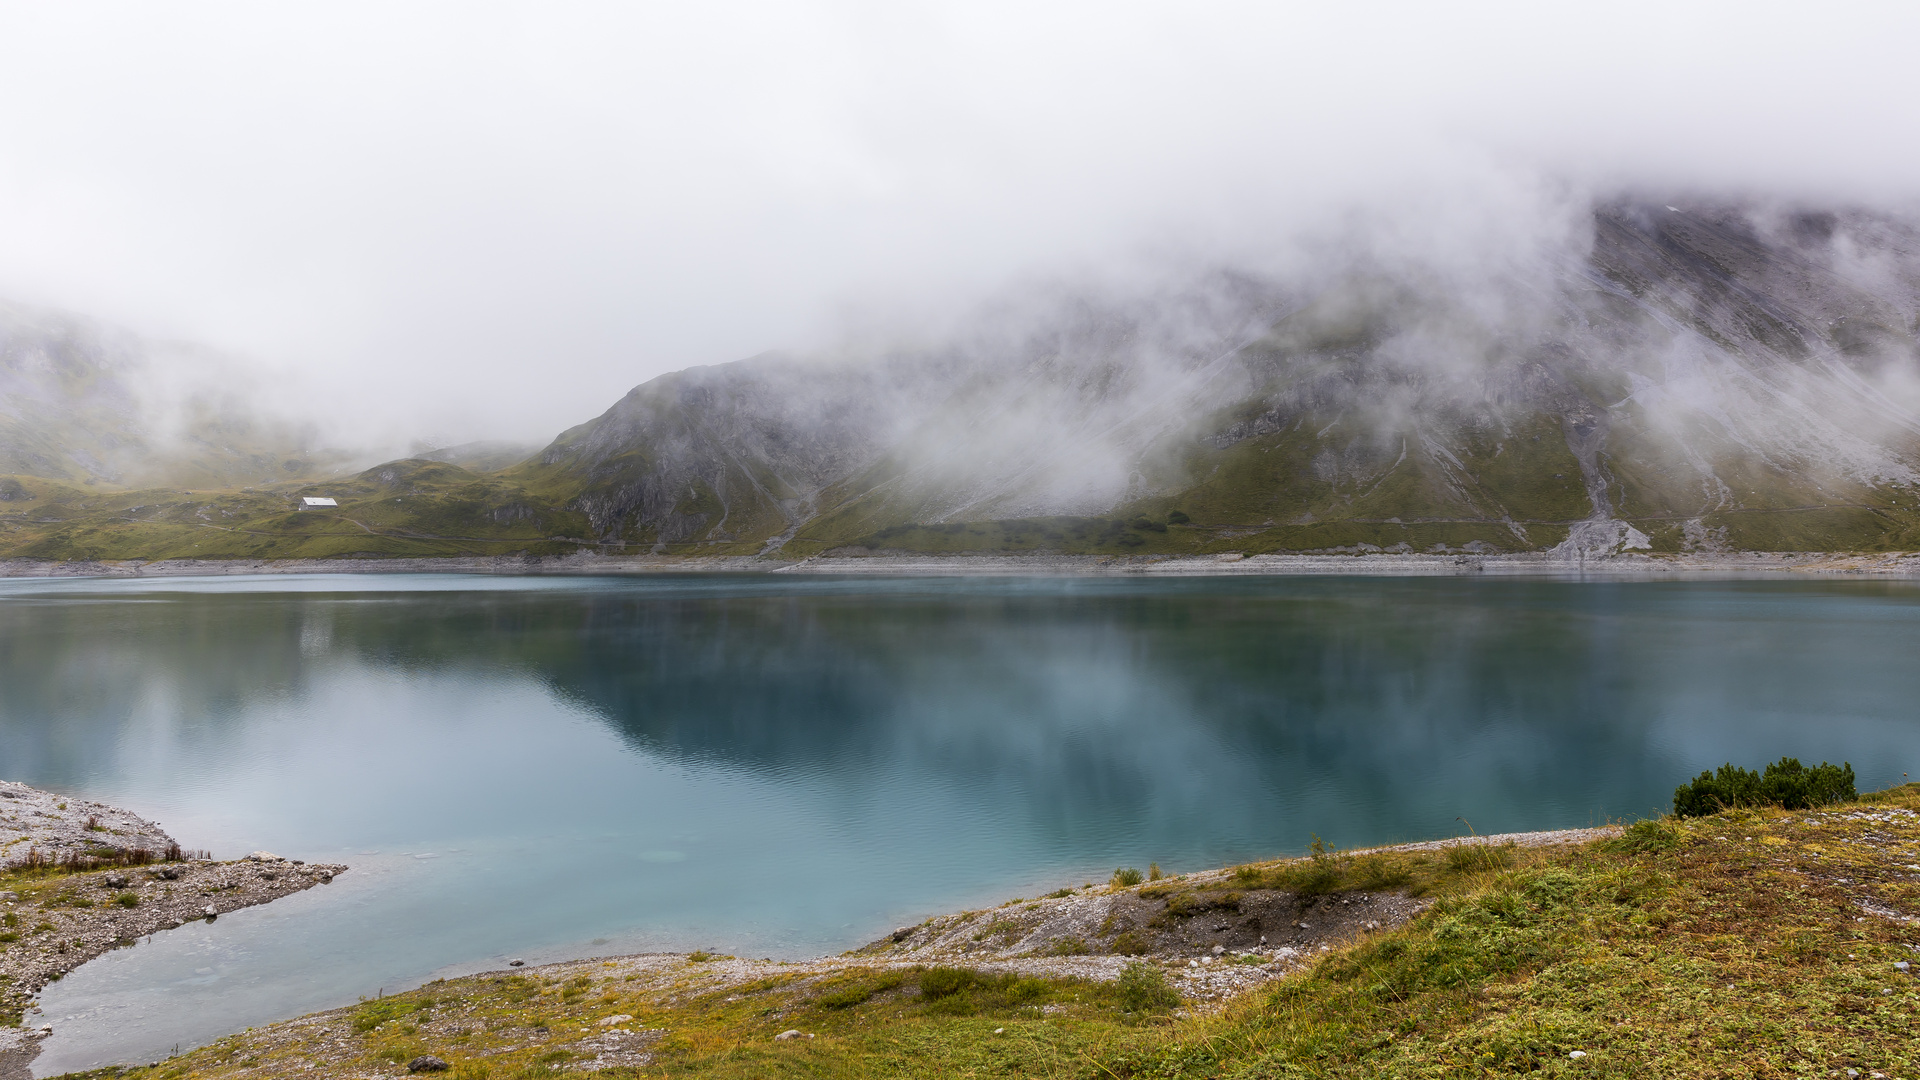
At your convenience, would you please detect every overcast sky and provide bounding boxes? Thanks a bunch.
[2,1,1918,446]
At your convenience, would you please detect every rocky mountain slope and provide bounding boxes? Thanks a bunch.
[504,199,1920,558]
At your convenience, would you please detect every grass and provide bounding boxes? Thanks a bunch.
[47,784,1920,1079]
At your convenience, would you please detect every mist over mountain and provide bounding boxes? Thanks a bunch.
[0,302,354,490]
[5,195,1920,562]
[507,198,1920,558]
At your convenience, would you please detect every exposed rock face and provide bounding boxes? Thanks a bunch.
[513,200,1920,556]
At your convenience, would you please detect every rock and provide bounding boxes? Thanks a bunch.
[100,873,129,888]
[1896,961,1911,971]
[774,1029,807,1041]
[1568,1050,1588,1059]
[1363,920,1382,931]
[260,871,277,880]
[318,872,333,883]
[599,1014,634,1026]
[202,905,217,920]
[245,851,281,862]
[508,958,524,967]
[151,866,180,880]
[406,1055,450,1073]
[1211,945,1226,955]
[891,926,912,942]
[0,891,16,901]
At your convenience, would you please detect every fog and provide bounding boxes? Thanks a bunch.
[2,1,1919,450]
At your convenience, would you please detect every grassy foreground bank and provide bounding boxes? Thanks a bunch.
[56,785,1920,1079]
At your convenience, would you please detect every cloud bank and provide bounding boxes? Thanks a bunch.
[1,1,1918,448]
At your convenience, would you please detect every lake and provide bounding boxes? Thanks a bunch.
[3,572,1916,1072]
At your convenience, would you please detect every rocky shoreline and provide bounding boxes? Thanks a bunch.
[86,823,1625,1077]
[4,549,1920,579]
[0,782,347,1080]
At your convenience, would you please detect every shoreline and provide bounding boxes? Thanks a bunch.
[0,782,347,1080]
[5,549,1920,580]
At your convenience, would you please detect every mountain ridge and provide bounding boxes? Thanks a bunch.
[6,197,1920,562]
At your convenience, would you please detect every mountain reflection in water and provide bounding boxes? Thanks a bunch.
[2,573,1917,1073]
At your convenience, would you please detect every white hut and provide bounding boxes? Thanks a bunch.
[299,497,338,510]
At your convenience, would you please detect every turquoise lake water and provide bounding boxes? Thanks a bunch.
[2,572,1916,1072]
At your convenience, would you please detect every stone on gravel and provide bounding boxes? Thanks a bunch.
[406,1054,450,1072]
[246,851,281,862]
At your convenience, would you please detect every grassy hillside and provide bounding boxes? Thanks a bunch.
[0,460,596,562]
[53,782,1920,1078]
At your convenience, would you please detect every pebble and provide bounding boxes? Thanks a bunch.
[202,905,217,920]
[1569,1049,1588,1059]
[774,1029,812,1041]
[1896,961,1911,971]
[508,959,525,967]
[406,1055,450,1073]
[1211,945,1225,955]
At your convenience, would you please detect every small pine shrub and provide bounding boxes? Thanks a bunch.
[1117,962,1179,1012]
[1673,757,1856,817]
[1112,867,1144,888]
[1167,510,1191,524]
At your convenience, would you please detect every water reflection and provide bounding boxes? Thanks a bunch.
[1,574,1917,1071]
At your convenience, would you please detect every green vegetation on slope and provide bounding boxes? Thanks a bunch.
[0,459,602,562]
[64,783,1920,1078]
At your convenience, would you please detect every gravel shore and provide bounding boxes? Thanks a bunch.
[4,549,1920,579]
[0,782,347,1080]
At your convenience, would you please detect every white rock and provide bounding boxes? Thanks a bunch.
[774,1029,810,1041]
[245,851,281,862]
[1569,1050,1588,1059]
[599,1014,634,1026]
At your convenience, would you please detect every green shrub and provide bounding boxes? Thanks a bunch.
[1117,962,1179,1012]
[1167,510,1191,524]
[1269,837,1346,895]
[113,892,140,908]
[918,967,976,1000]
[1610,818,1682,854]
[1673,757,1856,816]
[817,970,905,1009]
[1112,867,1144,887]
[1444,842,1516,874]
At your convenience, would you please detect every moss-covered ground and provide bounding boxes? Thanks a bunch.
[52,784,1920,1078]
